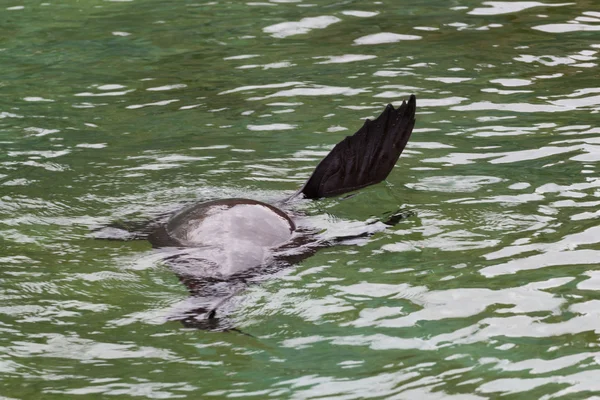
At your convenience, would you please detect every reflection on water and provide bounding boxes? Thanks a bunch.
[1,0,599,398]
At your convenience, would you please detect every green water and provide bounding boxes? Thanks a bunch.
[1,0,600,398]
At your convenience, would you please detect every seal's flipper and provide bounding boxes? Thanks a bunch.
[300,95,416,199]
[381,209,416,226]
[91,210,175,242]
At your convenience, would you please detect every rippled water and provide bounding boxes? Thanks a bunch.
[1,0,599,398]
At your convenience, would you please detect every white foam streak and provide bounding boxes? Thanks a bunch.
[354,32,422,45]
[469,1,573,15]
[263,16,341,38]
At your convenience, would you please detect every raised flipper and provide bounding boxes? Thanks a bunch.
[300,95,416,199]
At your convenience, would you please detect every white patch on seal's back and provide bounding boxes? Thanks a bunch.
[180,204,293,276]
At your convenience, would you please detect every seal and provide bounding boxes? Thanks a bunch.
[97,95,417,329]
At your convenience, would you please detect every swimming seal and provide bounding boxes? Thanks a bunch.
[99,95,417,329]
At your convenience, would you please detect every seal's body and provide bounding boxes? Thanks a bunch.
[98,96,417,328]
[149,199,296,276]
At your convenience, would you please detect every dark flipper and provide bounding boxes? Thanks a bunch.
[300,95,416,199]
[381,209,416,226]
[91,209,176,242]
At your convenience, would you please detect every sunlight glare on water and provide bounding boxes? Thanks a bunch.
[0,0,599,398]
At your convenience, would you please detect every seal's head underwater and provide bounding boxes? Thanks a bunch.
[98,95,417,329]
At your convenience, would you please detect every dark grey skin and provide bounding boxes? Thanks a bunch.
[99,95,417,330]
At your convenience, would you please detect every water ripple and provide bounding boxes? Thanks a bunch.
[469,2,573,16]
[1,0,600,398]
[263,16,341,38]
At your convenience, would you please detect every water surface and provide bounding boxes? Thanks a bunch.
[1,0,600,398]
